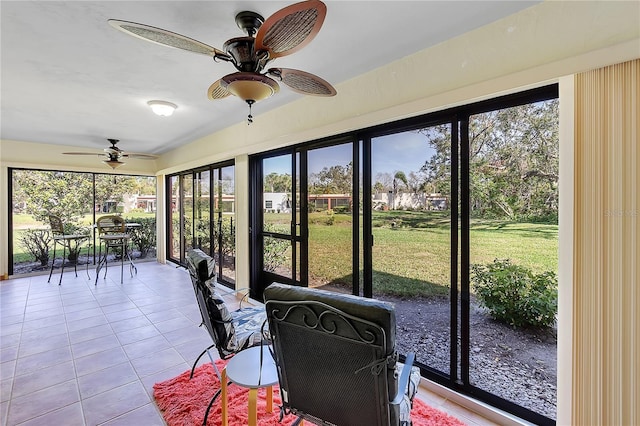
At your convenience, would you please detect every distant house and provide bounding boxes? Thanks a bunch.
[373,192,448,210]
[263,193,291,213]
[308,194,351,212]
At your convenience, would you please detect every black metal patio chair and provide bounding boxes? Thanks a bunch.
[264,282,421,426]
[47,215,90,285]
[186,249,269,426]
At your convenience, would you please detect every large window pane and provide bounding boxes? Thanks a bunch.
[261,155,293,279]
[181,175,194,253]
[468,99,559,419]
[217,165,236,284]
[195,170,211,253]
[11,170,156,275]
[167,162,235,286]
[169,175,180,259]
[307,144,353,291]
[372,127,452,375]
[263,155,292,233]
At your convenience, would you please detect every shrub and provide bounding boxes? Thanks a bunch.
[19,229,51,266]
[62,223,90,263]
[471,259,557,328]
[263,223,289,272]
[325,209,335,226]
[125,217,156,258]
[219,218,236,258]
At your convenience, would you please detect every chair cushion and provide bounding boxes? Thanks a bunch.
[209,290,267,357]
[187,249,216,286]
[396,362,421,425]
[186,248,268,358]
[230,305,268,353]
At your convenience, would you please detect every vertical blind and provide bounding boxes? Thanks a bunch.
[574,58,638,425]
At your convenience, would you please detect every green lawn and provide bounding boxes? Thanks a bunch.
[306,211,558,297]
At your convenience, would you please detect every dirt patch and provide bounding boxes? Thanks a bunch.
[380,294,557,420]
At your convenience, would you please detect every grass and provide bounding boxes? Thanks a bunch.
[305,211,558,298]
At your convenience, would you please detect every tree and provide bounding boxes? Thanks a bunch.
[14,170,93,224]
[309,162,352,194]
[391,171,408,209]
[264,172,291,193]
[94,175,139,213]
[417,99,559,221]
[418,124,452,199]
[373,172,393,192]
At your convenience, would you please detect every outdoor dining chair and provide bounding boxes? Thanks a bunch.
[47,215,90,285]
[95,215,136,284]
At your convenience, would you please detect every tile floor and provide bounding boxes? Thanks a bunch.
[1,261,502,426]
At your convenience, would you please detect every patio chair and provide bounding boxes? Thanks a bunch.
[47,215,90,285]
[185,248,269,426]
[264,282,421,426]
[95,215,135,284]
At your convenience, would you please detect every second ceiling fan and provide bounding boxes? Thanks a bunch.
[109,0,336,123]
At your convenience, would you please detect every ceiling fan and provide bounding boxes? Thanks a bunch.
[108,0,336,123]
[63,139,158,169]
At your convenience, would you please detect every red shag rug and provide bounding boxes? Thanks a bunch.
[154,359,466,426]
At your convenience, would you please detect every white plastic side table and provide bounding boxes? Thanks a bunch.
[221,345,279,426]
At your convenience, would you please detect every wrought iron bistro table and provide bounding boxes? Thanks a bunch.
[221,346,279,426]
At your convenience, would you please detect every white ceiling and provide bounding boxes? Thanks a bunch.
[1,1,538,155]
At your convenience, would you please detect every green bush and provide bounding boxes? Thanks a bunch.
[263,223,289,272]
[125,217,156,258]
[325,209,335,226]
[471,259,557,328]
[19,229,51,266]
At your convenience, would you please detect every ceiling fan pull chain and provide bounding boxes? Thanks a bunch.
[247,100,254,125]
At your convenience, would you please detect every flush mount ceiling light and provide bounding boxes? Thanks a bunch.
[109,0,336,124]
[147,100,177,117]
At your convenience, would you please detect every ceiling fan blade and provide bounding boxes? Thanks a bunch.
[121,153,158,160]
[207,79,231,100]
[268,68,336,96]
[108,19,229,59]
[63,152,105,156]
[255,0,326,59]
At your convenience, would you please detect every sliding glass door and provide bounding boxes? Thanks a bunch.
[370,123,457,379]
[252,152,301,291]
[306,143,355,293]
[249,86,558,425]
[167,161,235,286]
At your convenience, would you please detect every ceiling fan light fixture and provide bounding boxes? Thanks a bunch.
[147,100,177,117]
[103,159,125,169]
[221,72,279,103]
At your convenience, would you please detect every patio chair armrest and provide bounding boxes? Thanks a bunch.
[390,352,416,406]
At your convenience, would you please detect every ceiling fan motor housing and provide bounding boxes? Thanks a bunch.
[223,37,267,73]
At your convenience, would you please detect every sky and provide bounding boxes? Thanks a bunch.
[263,129,437,177]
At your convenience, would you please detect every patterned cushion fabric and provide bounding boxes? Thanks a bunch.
[206,288,268,358]
[229,305,268,354]
[396,362,421,425]
[186,248,268,359]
